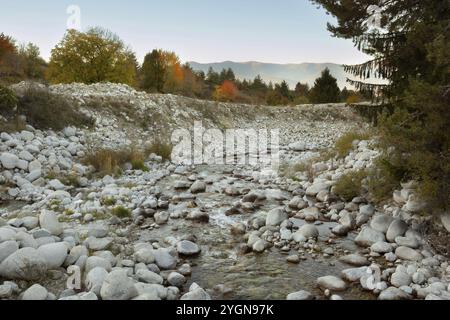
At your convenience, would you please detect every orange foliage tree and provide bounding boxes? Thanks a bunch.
[213,80,239,102]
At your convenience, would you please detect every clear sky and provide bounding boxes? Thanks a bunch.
[0,0,370,65]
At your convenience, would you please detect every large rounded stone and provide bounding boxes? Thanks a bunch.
[395,246,423,261]
[176,240,201,256]
[100,270,138,300]
[39,211,63,236]
[317,276,347,291]
[355,227,386,247]
[0,240,19,263]
[152,248,177,270]
[22,284,48,300]
[85,267,109,296]
[386,219,408,242]
[339,254,369,266]
[297,224,319,239]
[37,242,68,269]
[0,248,48,280]
[286,290,314,300]
[370,214,394,233]
[0,153,19,169]
[265,208,288,226]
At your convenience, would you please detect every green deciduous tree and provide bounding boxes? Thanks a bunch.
[47,28,137,86]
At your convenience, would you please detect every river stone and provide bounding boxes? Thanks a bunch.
[152,248,177,270]
[0,248,48,280]
[100,270,138,300]
[22,284,48,300]
[134,248,155,264]
[0,240,19,263]
[65,245,89,266]
[167,272,186,287]
[85,267,109,296]
[339,254,370,266]
[39,211,63,236]
[302,207,320,222]
[85,256,112,273]
[378,287,412,300]
[297,224,319,239]
[286,255,300,263]
[252,239,267,253]
[265,208,287,226]
[0,153,19,169]
[0,227,16,242]
[391,271,412,287]
[286,290,314,300]
[395,236,420,249]
[341,267,368,282]
[136,269,164,285]
[386,219,408,242]
[180,284,211,300]
[359,204,375,216]
[355,227,386,247]
[440,213,450,233]
[176,240,200,256]
[306,182,329,197]
[0,284,13,299]
[37,242,68,269]
[332,224,350,236]
[317,276,347,291]
[190,181,206,193]
[370,214,394,233]
[371,241,393,254]
[395,246,423,261]
[85,237,112,251]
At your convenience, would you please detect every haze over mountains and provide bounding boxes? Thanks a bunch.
[188,61,352,89]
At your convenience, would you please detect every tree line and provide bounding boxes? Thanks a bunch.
[0,28,366,105]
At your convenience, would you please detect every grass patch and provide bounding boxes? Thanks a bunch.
[334,170,367,201]
[145,140,173,161]
[101,197,117,206]
[111,206,131,218]
[82,147,148,177]
[334,130,372,159]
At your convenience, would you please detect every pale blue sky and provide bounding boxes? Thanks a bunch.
[0,0,370,64]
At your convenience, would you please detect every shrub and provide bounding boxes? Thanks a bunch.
[145,141,173,161]
[0,85,18,113]
[111,206,131,218]
[334,170,367,201]
[334,130,371,159]
[15,86,94,131]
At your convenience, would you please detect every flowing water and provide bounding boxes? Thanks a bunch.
[137,164,375,300]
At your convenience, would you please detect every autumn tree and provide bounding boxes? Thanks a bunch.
[213,80,239,102]
[309,68,341,103]
[47,28,138,86]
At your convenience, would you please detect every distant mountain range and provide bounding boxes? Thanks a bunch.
[188,61,352,89]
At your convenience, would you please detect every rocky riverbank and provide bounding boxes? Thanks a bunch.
[1,82,449,300]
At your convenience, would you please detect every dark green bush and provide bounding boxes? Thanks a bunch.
[17,86,94,131]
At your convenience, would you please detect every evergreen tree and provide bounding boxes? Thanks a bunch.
[311,0,450,209]
[309,68,341,103]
